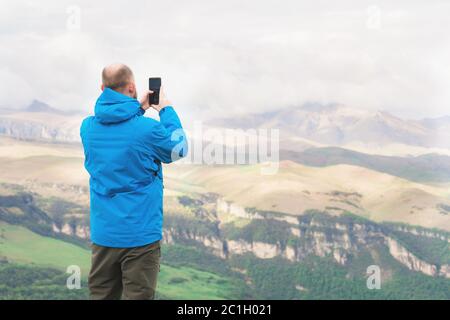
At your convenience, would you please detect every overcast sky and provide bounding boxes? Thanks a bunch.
[0,0,449,121]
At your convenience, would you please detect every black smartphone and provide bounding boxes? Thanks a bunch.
[148,77,161,105]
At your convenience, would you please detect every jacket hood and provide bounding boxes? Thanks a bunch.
[94,88,141,124]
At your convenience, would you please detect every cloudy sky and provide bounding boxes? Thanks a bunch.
[0,0,449,121]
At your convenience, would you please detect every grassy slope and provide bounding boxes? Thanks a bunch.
[0,221,237,299]
[0,221,91,274]
[281,147,450,183]
[166,162,450,231]
[1,136,450,231]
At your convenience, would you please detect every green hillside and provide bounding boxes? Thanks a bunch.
[0,221,240,300]
[159,243,450,300]
[281,147,450,183]
[1,219,449,300]
[0,263,89,300]
[0,221,91,274]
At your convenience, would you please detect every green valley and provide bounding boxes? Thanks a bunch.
[0,136,449,300]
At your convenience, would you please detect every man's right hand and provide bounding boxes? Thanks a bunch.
[151,86,172,113]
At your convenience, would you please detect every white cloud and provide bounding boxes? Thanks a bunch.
[0,67,34,108]
[0,0,449,120]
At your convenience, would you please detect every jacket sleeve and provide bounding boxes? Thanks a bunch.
[144,106,188,164]
[80,117,92,141]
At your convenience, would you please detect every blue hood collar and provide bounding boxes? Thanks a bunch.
[94,88,141,124]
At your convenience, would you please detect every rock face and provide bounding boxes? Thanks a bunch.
[0,103,83,143]
[439,265,450,278]
[386,237,437,276]
[161,217,450,279]
[163,227,226,258]
[227,240,280,259]
[159,198,450,280]
[52,223,90,239]
[392,225,450,243]
[386,237,450,278]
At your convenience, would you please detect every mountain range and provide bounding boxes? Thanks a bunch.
[0,100,84,143]
[211,103,450,150]
[1,101,450,152]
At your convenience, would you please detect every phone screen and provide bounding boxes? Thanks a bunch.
[148,77,161,105]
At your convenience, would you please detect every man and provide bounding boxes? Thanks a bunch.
[80,63,187,300]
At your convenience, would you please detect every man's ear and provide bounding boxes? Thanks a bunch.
[129,83,136,96]
[101,84,105,91]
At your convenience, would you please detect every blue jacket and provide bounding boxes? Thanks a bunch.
[80,88,187,248]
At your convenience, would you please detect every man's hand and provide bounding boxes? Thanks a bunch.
[139,87,172,112]
[151,86,172,112]
[139,90,152,111]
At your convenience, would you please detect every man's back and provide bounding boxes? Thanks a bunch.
[80,87,187,248]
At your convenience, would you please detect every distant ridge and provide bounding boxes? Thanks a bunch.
[25,100,67,115]
[281,146,450,183]
[210,103,450,149]
[0,100,84,142]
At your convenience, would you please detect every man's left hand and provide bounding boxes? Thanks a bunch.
[139,90,153,111]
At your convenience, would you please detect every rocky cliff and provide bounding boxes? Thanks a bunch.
[1,189,448,279]
[163,197,450,279]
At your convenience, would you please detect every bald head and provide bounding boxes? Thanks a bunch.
[101,63,136,97]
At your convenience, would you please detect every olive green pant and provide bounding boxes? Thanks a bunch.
[88,240,161,300]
